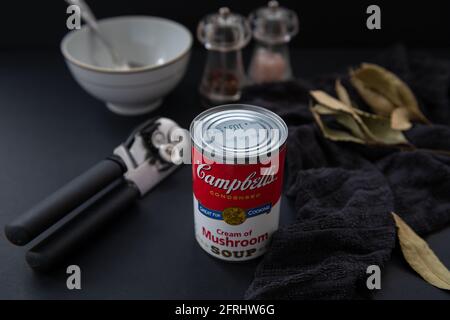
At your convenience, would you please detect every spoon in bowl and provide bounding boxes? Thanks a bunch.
[65,0,142,70]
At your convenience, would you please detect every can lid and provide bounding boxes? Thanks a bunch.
[190,104,288,161]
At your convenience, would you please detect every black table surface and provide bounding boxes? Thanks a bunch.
[0,48,449,300]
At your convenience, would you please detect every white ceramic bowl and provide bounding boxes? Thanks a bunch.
[61,16,192,115]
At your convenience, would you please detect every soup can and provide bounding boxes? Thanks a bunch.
[190,104,288,261]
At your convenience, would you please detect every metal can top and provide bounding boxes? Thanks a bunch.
[190,104,288,162]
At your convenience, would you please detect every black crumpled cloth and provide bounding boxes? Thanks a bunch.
[241,46,450,299]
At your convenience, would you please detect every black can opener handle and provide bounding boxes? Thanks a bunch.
[4,117,184,271]
[4,157,126,246]
[26,180,140,271]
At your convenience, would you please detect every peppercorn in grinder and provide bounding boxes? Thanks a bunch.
[197,7,251,105]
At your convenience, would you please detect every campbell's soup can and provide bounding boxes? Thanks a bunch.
[190,104,288,261]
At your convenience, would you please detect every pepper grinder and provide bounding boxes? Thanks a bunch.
[197,7,251,105]
[248,1,299,84]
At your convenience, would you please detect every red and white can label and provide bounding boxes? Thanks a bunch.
[192,146,286,261]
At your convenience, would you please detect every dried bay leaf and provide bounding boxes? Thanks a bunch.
[360,64,425,122]
[311,90,387,120]
[360,115,408,145]
[314,104,369,141]
[351,64,431,127]
[391,107,412,131]
[392,213,450,290]
[311,91,376,142]
[352,64,404,107]
[311,103,336,115]
[335,113,370,142]
[350,76,396,116]
[310,105,366,144]
[311,104,408,146]
[310,90,355,114]
[334,109,408,145]
[310,91,408,146]
[335,79,352,107]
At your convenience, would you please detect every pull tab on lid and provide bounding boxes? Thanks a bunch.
[197,7,251,52]
[250,1,299,45]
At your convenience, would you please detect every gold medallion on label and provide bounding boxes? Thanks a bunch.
[222,207,247,225]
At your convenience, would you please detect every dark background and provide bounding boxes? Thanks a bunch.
[1,0,450,50]
[0,0,449,300]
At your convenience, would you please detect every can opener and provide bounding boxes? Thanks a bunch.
[5,117,185,271]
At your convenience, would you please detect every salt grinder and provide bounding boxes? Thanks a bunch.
[248,1,299,84]
[197,7,251,105]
